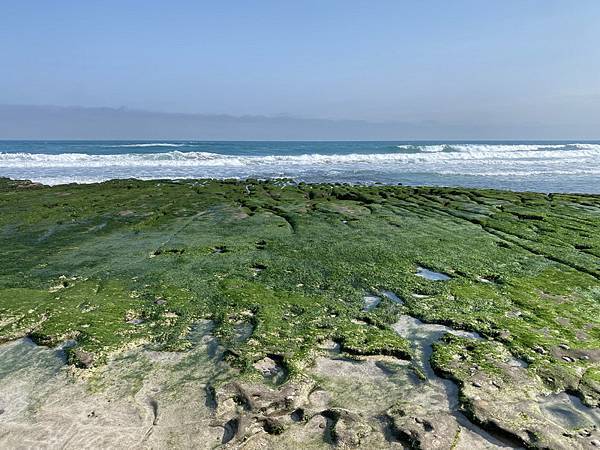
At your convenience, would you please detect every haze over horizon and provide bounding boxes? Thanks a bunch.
[1,0,600,139]
[1,104,600,141]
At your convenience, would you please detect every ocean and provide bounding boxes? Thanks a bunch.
[1,140,600,193]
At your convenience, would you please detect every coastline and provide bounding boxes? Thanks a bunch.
[6,175,600,196]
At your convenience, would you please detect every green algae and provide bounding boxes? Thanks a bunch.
[431,334,509,382]
[1,177,599,406]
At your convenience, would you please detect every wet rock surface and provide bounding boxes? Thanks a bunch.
[432,334,600,449]
[416,267,451,281]
[253,355,288,384]
[385,404,461,449]
[363,295,381,312]
[1,316,599,449]
[0,322,230,449]
[2,180,600,448]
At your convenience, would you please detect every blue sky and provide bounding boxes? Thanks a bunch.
[1,1,599,133]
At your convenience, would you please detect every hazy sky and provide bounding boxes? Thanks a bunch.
[2,1,600,136]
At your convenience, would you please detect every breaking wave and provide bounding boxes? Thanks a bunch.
[1,141,600,191]
[1,144,600,168]
[107,143,187,148]
[396,143,600,153]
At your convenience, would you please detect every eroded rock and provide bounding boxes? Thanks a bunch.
[385,404,460,449]
[432,335,600,449]
[322,408,372,448]
[212,381,310,445]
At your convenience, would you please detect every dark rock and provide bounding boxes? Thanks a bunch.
[290,408,305,422]
[221,418,239,444]
[323,408,371,447]
[533,345,547,354]
[72,349,95,368]
[262,417,285,435]
[386,405,459,449]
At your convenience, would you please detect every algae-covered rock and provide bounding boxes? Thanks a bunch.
[70,348,95,368]
[581,367,600,408]
[432,334,600,449]
[1,178,600,448]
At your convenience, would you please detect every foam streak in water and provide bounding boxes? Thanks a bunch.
[1,141,600,191]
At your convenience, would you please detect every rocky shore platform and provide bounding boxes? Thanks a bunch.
[0,178,599,449]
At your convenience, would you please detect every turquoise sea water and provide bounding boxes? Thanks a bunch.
[1,140,599,193]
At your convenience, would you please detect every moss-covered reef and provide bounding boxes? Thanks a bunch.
[0,177,599,402]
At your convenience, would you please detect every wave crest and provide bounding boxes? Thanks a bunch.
[396,143,600,153]
[2,142,600,188]
[107,143,187,148]
[2,144,600,168]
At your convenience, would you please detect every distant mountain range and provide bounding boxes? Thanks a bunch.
[0,104,595,140]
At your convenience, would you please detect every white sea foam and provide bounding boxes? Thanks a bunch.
[436,169,600,177]
[2,142,600,189]
[397,143,600,153]
[2,145,600,168]
[107,143,187,148]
